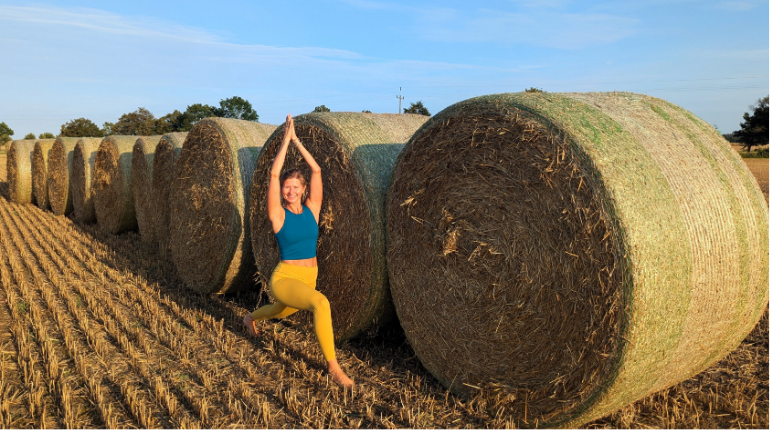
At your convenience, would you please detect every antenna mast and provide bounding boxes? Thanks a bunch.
[396,87,404,114]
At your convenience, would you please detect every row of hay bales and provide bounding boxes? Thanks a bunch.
[4,92,767,427]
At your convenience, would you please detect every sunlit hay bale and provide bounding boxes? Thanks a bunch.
[31,139,57,210]
[132,136,164,244]
[48,137,84,216]
[93,136,159,234]
[152,132,187,259]
[6,139,37,204]
[170,119,276,294]
[386,92,769,427]
[71,138,103,223]
[250,112,429,341]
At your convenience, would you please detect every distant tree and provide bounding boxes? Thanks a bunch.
[734,96,769,152]
[101,122,115,136]
[39,132,55,139]
[179,103,219,131]
[525,87,544,93]
[362,110,372,113]
[313,105,331,113]
[60,118,103,138]
[0,122,14,144]
[155,110,184,135]
[114,107,156,136]
[24,133,36,139]
[403,101,430,116]
[722,131,741,143]
[219,96,258,121]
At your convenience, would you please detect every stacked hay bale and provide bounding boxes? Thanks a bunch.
[152,132,187,258]
[48,137,90,216]
[132,136,163,244]
[31,139,56,209]
[386,92,769,427]
[170,119,275,294]
[250,112,429,341]
[92,136,159,234]
[6,139,37,204]
[71,138,103,223]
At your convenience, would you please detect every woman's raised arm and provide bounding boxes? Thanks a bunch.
[291,126,322,222]
[267,114,294,233]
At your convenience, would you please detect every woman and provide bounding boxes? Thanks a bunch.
[243,114,354,388]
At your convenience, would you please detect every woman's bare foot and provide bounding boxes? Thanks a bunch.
[243,314,259,337]
[328,359,355,388]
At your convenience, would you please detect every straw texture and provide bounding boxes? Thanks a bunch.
[170,119,275,294]
[152,132,188,259]
[6,140,37,204]
[386,92,769,427]
[31,139,56,209]
[71,138,104,223]
[250,112,429,341]
[132,136,163,244]
[47,137,81,215]
[92,136,157,234]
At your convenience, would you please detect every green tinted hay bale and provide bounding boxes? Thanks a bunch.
[170,119,276,294]
[71,138,104,223]
[250,112,429,341]
[92,136,157,234]
[6,140,37,204]
[31,139,56,210]
[47,137,82,216]
[152,132,187,259]
[386,92,769,427]
[132,136,163,244]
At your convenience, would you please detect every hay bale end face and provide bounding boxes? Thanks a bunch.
[32,139,56,210]
[48,137,82,216]
[6,140,37,204]
[250,112,429,341]
[71,138,104,223]
[170,119,275,294]
[152,132,187,259]
[386,92,768,427]
[92,136,156,234]
[132,136,163,244]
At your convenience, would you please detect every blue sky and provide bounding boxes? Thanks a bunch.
[1,0,767,137]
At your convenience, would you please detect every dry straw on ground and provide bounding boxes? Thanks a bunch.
[71,138,106,223]
[170,119,275,294]
[92,136,159,234]
[31,139,56,210]
[6,140,38,204]
[47,137,83,216]
[386,92,769,427]
[132,136,163,244]
[152,132,187,259]
[250,112,428,341]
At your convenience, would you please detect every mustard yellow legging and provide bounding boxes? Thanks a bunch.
[250,262,336,361]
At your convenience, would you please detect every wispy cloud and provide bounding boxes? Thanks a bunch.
[715,1,759,10]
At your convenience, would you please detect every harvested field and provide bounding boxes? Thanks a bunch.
[744,158,769,202]
[0,149,767,429]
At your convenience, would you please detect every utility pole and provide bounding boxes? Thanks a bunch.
[396,87,404,114]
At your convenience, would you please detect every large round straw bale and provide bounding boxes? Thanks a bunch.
[6,139,37,204]
[47,137,83,216]
[152,132,187,258]
[132,136,163,244]
[92,135,157,234]
[31,139,56,210]
[250,112,429,341]
[386,92,769,427]
[71,138,104,223]
[170,119,276,294]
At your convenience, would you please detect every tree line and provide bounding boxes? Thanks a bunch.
[722,96,768,152]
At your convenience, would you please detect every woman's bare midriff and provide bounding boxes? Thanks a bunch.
[281,257,318,267]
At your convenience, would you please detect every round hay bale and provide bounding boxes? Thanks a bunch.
[6,139,37,204]
[170,119,276,294]
[386,92,769,427]
[31,139,56,210]
[152,132,187,258]
[47,137,83,216]
[71,138,104,223]
[250,112,429,341]
[92,136,157,234]
[132,136,163,244]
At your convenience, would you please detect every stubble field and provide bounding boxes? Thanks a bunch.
[0,152,767,428]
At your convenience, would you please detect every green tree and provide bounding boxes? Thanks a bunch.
[313,105,331,113]
[179,103,218,131]
[0,122,14,144]
[101,122,115,136]
[114,107,156,136]
[24,133,36,139]
[403,101,430,116]
[362,110,372,113]
[39,132,55,139]
[525,87,544,93]
[60,118,103,138]
[219,96,259,121]
[734,96,769,152]
[155,110,184,134]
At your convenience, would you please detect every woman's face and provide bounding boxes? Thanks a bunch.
[282,177,306,205]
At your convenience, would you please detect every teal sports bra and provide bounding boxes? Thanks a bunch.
[275,205,319,260]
